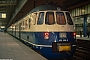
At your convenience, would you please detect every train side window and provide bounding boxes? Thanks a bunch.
[30,13,37,25]
[24,20,26,30]
[17,24,18,30]
[37,12,44,25]
[29,18,31,29]
[19,22,22,30]
[21,22,23,30]
[33,13,37,25]
[56,12,66,25]
[25,20,27,30]
[22,21,24,30]
[27,20,29,29]
[45,12,55,25]
[66,12,73,25]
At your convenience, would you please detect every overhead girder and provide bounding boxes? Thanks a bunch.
[0,3,16,6]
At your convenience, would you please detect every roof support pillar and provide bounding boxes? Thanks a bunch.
[83,16,87,37]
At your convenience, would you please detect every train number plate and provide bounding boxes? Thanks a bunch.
[58,45,71,51]
[60,33,66,38]
[52,42,71,53]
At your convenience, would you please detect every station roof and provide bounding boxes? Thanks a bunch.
[0,0,90,29]
[0,0,18,28]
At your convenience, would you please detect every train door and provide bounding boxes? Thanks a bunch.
[19,23,21,39]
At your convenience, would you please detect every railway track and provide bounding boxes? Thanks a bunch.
[74,47,90,60]
[73,39,90,60]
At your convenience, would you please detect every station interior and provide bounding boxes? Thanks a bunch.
[0,0,90,60]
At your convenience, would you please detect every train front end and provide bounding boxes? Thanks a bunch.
[35,11,76,59]
[38,31,76,59]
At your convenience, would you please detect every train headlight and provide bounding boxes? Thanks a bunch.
[44,32,49,39]
[73,32,76,39]
[73,32,76,36]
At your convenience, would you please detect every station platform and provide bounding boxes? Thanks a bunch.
[0,32,46,60]
[76,35,90,40]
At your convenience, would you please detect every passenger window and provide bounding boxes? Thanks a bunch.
[56,12,66,25]
[25,20,28,30]
[37,12,44,25]
[21,21,23,30]
[29,18,31,29]
[23,21,24,30]
[66,12,73,25]
[45,12,55,25]
[30,13,37,25]
[24,20,26,30]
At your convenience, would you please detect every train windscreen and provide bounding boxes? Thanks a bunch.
[56,12,66,25]
[45,12,73,25]
[37,12,44,25]
[45,12,55,25]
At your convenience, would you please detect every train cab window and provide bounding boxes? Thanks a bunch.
[45,12,55,25]
[37,12,44,25]
[66,12,73,25]
[56,12,66,25]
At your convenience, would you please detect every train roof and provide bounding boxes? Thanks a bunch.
[29,5,61,13]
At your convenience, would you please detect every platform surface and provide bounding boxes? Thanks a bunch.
[76,35,90,40]
[0,32,47,60]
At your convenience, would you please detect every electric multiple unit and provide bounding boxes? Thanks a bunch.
[7,5,76,59]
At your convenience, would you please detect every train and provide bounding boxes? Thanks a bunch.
[7,5,76,59]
